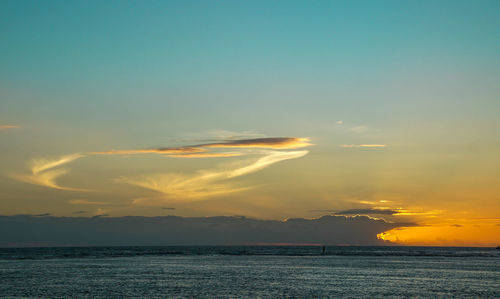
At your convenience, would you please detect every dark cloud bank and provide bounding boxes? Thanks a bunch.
[0,215,411,247]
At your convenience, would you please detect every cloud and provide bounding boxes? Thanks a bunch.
[30,154,83,174]
[0,124,19,130]
[0,215,410,246]
[309,209,337,213]
[91,147,205,155]
[354,200,377,205]
[33,213,52,217]
[352,200,392,205]
[392,210,442,216]
[349,125,369,133]
[336,208,399,215]
[92,214,109,218]
[93,208,108,217]
[119,150,309,203]
[68,199,109,205]
[8,134,311,202]
[11,154,86,191]
[336,120,344,125]
[202,137,312,149]
[91,137,312,158]
[168,152,243,158]
[335,208,441,218]
[340,144,386,148]
[73,211,86,214]
[201,129,265,141]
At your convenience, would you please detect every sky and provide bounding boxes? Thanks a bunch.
[1,0,499,246]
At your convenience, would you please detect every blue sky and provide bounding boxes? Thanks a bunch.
[2,0,499,131]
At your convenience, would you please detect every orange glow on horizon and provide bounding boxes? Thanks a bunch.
[378,222,500,247]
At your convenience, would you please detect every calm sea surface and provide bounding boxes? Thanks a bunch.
[0,246,498,298]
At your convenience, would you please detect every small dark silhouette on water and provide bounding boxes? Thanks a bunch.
[322,245,326,255]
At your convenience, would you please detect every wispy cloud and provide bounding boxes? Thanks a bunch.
[9,135,312,200]
[312,207,441,219]
[11,154,86,191]
[349,125,369,133]
[336,208,399,215]
[91,137,313,158]
[91,147,205,155]
[92,213,109,218]
[0,124,19,130]
[120,150,309,204]
[202,137,312,149]
[68,199,109,205]
[202,130,265,141]
[340,144,386,148]
[33,213,52,217]
[168,152,243,158]
[93,208,109,217]
[392,210,442,216]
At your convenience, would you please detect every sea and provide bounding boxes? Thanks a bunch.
[0,246,498,298]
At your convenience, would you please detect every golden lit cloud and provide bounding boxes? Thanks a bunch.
[335,208,399,215]
[226,150,308,178]
[91,137,313,158]
[392,210,442,216]
[91,147,205,155]
[168,152,243,158]
[11,153,86,191]
[340,144,386,148]
[333,207,442,218]
[202,137,313,149]
[8,136,312,198]
[119,150,309,204]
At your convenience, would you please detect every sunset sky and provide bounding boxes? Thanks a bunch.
[1,0,499,246]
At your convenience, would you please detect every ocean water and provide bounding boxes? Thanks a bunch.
[0,246,498,298]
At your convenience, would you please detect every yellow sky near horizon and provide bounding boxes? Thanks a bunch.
[1,129,499,246]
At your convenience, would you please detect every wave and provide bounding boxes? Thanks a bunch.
[1,246,499,260]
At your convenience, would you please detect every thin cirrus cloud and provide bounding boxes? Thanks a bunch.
[68,199,110,205]
[10,136,312,199]
[91,137,312,158]
[349,125,369,133]
[119,150,310,204]
[335,208,399,215]
[10,153,86,191]
[167,152,243,158]
[0,124,19,130]
[189,129,265,142]
[335,208,442,218]
[340,144,386,148]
